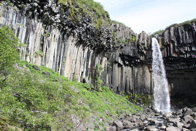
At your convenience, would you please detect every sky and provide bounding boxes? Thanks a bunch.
[94,0,196,34]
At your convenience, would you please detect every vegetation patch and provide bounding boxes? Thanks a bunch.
[178,18,196,26]
[34,50,44,57]
[127,93,152,107]
[0,27,142,130]
[58,0,110,29]
[0,26,19,86]
[152,29,164,35]
[92,64,103,91]
[0,61,143,130]
[117,35,137,44]
[111,20,126,26]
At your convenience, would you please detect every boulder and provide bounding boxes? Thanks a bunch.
[175,109,183,116]
[32,65,40,70]
[183,108,193,116]
[192,113,196,119]
[166,126,181,131]
[183,115,194,123]
[176,121,184,128]
[182,128,189,131]
[42,72,50,76]
[147,118,157,125]
[192,107,196,112]
[145,126,158,131]
[189,120,196,128]
[167,117,183,127]
[160,125,167,130]
[122,120,132,127]
[107,126,117,131]
[167,118,180,124]
[140,114,146,121]
[130,115,140,123]
[124,128,140,131]
[164,112,172,118]
[113,120,123,131]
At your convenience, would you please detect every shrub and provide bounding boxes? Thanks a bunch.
[0,26,19,85]
[153,29,164,35]
[93,64,103,91]
[58,0,110,29]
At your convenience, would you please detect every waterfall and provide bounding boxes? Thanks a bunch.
[152,38,171,113]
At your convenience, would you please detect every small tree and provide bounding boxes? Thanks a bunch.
[0,26,19,85]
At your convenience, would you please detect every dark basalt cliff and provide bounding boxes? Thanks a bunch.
[0,0,195,106]
[155,22,196,107]
[137,22,196,106]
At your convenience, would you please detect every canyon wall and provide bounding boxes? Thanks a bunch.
[0,0,152,96]
[155,23,196,106]
[0,0,195,106]
[136,23,196,106]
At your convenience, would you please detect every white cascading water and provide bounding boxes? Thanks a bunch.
[152,38,171,113]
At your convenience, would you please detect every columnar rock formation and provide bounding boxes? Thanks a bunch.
[136,23,196,106]
[155,23,196,107]
[0,0,152,96]
[0,0,195,106]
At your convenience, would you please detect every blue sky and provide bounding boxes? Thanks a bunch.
[94,0,196,33]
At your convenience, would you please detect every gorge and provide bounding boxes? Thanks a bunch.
[0,0,196,108]
[0,0,196,130]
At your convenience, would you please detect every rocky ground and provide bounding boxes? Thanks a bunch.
[108,107,196,131]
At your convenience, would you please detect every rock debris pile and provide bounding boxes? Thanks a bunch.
[108,107,196,131]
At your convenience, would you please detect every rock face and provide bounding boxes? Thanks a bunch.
[156,23,196,59]
[135,23,196,106]
[0,0,152,96]
[155,23,196,107]
[0,0,195,106]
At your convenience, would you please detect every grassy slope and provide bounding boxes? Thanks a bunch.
[0,2,141,129]
[0,61,142,130]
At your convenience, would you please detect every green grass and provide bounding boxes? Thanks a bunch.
[117,35,137,44]
[178,18,196,26]
[152,29,164,35]
[58,0,110,29]
[0,25,141,130]
[111,20,126,26]
[58,0,107,17]
[0,61,142,130]
[127,93,152,106]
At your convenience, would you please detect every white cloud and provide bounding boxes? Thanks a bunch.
[116,0,196,33]
[94,0,196,33]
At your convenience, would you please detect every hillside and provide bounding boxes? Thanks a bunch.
[0,0,196,130]
[0,26,142,130]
